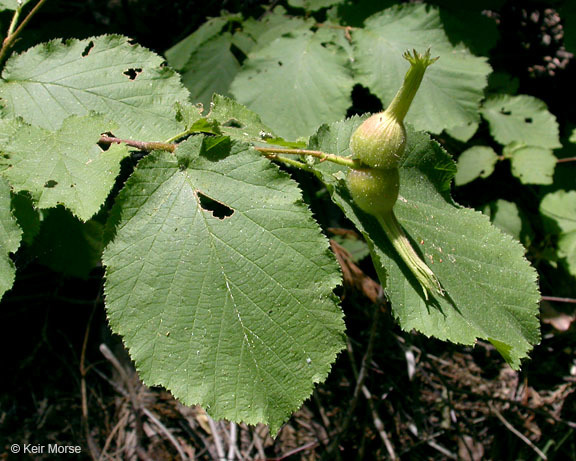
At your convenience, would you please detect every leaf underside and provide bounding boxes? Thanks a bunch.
[103,135,345,433]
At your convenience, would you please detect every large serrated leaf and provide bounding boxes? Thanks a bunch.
[351,3,491,134]
[0,35,189,140]
[103,135,344,433]
[0,177,21,300]
[230,30,354,139]
[174,33,241,109]
[308,118,540,369]
[0,115,129,221]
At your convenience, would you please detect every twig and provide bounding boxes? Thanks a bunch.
[489,402,548,460]
[541,295,576,304]
[206,415,226,460]
[0,0,50,66]
[324,296,384,457]
[557,157,576,163]
[361,386,397,460]
[256,147,358,168]
[227,422,238,461]
[141,407,188,461]
[80,298,102,461]
[99,135,176,152]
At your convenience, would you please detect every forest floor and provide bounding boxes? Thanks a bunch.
[0,254,574,461]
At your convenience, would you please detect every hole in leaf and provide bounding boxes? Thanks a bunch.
[123,68,143,80]
[44,180,58,188]
[82,41,94,57]
[524,117,533,123]
[278,61,283,66]
[500,109,512,115]
[222,118,243,128]
[197,192,234,219]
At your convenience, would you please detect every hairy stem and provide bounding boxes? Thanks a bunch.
[377,211,443,300]
[99,135,176,152]
[256,147,360,168]
[0,0,50,67]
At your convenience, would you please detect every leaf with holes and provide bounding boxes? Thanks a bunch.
[307,118,540,369]
[351,3,491,134]
[0,35,189,140]
[103,135,344,433]
[0,177,21,299]
[0,115,129,221]
[481,94,561,149]
[174,33,241,109]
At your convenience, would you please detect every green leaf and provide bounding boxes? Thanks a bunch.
[103,135,344,433]
[241,7,313,53]
[454,146,498,186]
[175,33,241,108]
[0,177,21,299]
[558,231,576,278]
[32,207,104,278]
[207,94,275,143]
[0,0,31,10]
[288,0,344,11]
[540,190,576,234]
[0,115,129,221]
[509,145,556,185]
[540,191,576,278]
[482,199,533,245]
[352,3,491,134]
[308,118,540,369]
[0,35,189,140]
[569,128,576,144]
[445,121,478,143]
[165,15,237,70]
[480,95,561,149]
[230,30,354,139]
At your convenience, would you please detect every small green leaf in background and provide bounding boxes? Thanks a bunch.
[507,145,556,185]
[103,135,344,433]
[0,0,31,10]
[540,190,576,278]
[308,118,540,369]
[240,7,313,54]
[230,30,354,139]
[444,122,479,143]
[178,33,240,109]
[569,128,576,144]
[288,0,344,11]
[481,94,561,149]
[0,115,129,221]
[558,232,576,278]
[454,146,499,186]
[540,190,576,234]
[0,177,21,300]
[0,35,189,140]
[482,199,533,246]
[352,3,491,134]
[165,15,237,70]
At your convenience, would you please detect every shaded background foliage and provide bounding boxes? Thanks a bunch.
[1,0,576,459]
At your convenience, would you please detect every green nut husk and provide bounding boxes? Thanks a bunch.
[350,49,438,169]
[346,167,399,215]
